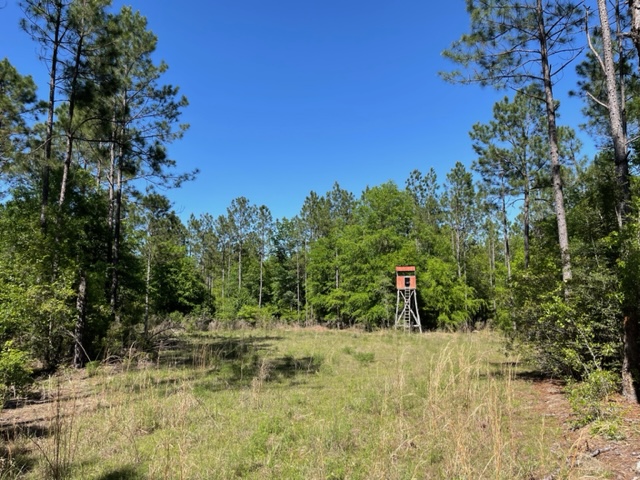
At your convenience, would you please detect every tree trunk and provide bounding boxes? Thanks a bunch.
[296,248,301,321]
[41,2,64,232]
[110,164,122,325]
[144,238,151,338]
[630,0,640,61]
[455,229,462,279]
[73,270,87,368]
[259,250,264,308]
[523,180,531,270]
[622,312,640,402]
[105,115,116,302]
[59,35,84,207]
[537,0,572,284]
[490,229,497,312]
[596,0,639,402]
[238,245,242,292]
[500,182,511,279]
[597,0,630,225]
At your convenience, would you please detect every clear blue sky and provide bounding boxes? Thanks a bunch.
[0,1,589,222]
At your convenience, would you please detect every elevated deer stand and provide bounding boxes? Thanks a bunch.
[394,266,421,332]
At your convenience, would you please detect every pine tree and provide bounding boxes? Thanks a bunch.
[442,0,584,285]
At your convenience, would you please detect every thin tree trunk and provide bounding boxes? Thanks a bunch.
[41,3,64,232]
[59,35,84,206]
[296,248,300,321]
[523,181,531,270]
[455,230,462,279]
[110,164,122,325]
[259,252,263,308]
[537,0,572,284]
[335,250,339,289]
[73,270,87,368]
[500,183,511,279]
[622,312,640,401]
[144,237,151,338]
[596,0,630,224]
[305,243,310,323]
[238,246,242,292]
[490,229,497,312]
[105,115,116,300]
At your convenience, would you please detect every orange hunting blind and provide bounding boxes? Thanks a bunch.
[395,266,416,290]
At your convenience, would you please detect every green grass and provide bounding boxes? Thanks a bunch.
[2,329,580,479]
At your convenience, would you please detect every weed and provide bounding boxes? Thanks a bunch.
[341,346,375,365]
[85,361,100,378]
[29,377,79,480]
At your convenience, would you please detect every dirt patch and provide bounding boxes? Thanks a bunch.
[530,380,640,479]
[0,368,117,440]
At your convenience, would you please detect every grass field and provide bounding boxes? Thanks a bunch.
[0,328,599,479]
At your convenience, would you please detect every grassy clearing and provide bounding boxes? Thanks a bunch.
[2,329,583,479]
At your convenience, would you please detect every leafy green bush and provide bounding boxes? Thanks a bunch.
[567,369,620,429]
[509,266,622,378]
[0,341,33,399]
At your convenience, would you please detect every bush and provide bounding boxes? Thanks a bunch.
[237,305,259,324]
[567,369,620,429]
[510,266,622,378]
[0,341,33,400]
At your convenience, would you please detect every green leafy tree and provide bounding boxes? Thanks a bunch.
[187,213,219,311]
[271,217,305,321]
[406,168,441,229]
[226,196,257,294]
[442,162,478,280]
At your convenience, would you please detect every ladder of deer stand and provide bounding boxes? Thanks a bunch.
[403,290,411,330]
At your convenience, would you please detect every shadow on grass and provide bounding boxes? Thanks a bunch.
[195,353,324,392]
[269,355,323,378]
[153,333,323,391]
[0,422,50,441]
[0,443,37,476]
[157,334,283,368]
[96,465,144,480]
[486,361,563,383]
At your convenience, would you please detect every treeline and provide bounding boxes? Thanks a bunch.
[0,0,639,404]
[0,0,192,384]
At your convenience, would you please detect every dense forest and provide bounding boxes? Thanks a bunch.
[1,0,639,405]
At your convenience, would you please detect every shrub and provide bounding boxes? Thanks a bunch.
[567,369,620,428]
[510,267,622,378]
[0,341,33,399]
